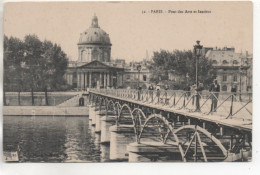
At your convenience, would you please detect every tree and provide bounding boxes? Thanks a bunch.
[4,36,25,92]
[149,49,216,89]
[3,34,69,94]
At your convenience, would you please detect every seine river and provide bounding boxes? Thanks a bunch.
[3,116,110,162]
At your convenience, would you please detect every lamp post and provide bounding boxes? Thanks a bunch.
[193,40,203,112]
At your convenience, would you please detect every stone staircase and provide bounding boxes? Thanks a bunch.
[58,95,80,107]
[57,93,90,107]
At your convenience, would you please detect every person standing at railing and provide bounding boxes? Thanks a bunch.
[156,84,161,104]
[138,86,142,101]
[196,82,204,109]
[209,79,220,112]
[231,85,237,102]
[184,84,191,99]
[191,84,196,105]
[148,84,154,102]
[164,85,169,104]
[231,85,237,95]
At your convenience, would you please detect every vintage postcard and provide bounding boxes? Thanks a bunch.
[2,1,252,163]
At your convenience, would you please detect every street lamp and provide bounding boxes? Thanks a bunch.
[193,40,203,111]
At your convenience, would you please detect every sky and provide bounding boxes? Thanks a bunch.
[4,1,252,62]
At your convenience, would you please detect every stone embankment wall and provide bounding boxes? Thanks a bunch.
[5,92,81,106]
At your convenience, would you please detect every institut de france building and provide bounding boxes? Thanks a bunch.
[64,15,124,89]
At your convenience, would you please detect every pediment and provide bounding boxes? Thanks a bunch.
[79,60,109,69]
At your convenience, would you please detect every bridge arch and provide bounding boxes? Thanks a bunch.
[106,100,116,111]
[117,104,135,126]
[138,113,186,161]
[131,108,147,126]
[172,125,228,160]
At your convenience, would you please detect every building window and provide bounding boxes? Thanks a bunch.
[73,72,77,79]
[233,60,238,64]
[233,75,237,82]
[223,75,227,82]
[126,75,130,80]
[222,85,227,91]
[222,60,228,64]
[143,75,147,82]
[212,60,218,64]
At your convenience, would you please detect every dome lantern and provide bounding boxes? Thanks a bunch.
[91,14,99,28]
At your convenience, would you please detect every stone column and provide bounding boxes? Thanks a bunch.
[83,72,86,90]
[107,72,110,87]
[81,72,84,90]
[77,72,80,90]
[104,72,107,89]
[89,72,92,88]
[111,73,114,88]
[79,72,82,90]
[85,72,88,89]
[100,73,102,88]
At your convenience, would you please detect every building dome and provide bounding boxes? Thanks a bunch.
[78,15,111,45]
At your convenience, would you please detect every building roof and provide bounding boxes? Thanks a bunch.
[205,49,246,67]
[78,15,111,45]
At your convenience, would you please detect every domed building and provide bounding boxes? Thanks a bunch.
[65,15,124,90]
[78,15,111,63]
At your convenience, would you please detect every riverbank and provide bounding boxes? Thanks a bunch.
[4,91,82,106]
[3,106,89,116]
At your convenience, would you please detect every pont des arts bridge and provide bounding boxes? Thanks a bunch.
[88,88,252,162]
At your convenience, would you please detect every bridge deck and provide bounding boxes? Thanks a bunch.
[90,91,252,132]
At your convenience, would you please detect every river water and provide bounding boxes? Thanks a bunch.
[3,115,110,162]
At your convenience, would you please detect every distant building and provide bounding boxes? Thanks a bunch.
[205,47,252,93]
[123,60,152,89]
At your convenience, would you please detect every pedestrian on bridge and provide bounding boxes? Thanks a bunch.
[156,84,161,104]
[148,84,154,102]
[164,84,169,105]
[191,84,196,105]
[209,79,220,112]
[138,86,142,101]
[231,84,237,102]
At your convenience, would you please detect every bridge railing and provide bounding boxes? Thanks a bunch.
[91,88,252,121]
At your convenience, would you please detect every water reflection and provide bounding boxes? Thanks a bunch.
[3,116,107,162]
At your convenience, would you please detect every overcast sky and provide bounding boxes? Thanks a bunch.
[4,1,252,62]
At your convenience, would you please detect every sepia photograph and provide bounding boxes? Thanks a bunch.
[2,1,253,164]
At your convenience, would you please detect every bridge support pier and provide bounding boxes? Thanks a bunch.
[100,115,116,144]
[88,105,95,121]
[109,125,135,161]
[127,142,181,162]
[225,150,252,162]
[100,143,110,162]
[95,110,106,133]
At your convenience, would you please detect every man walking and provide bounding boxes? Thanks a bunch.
[148,84,154,102]
[209,79,220,112]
